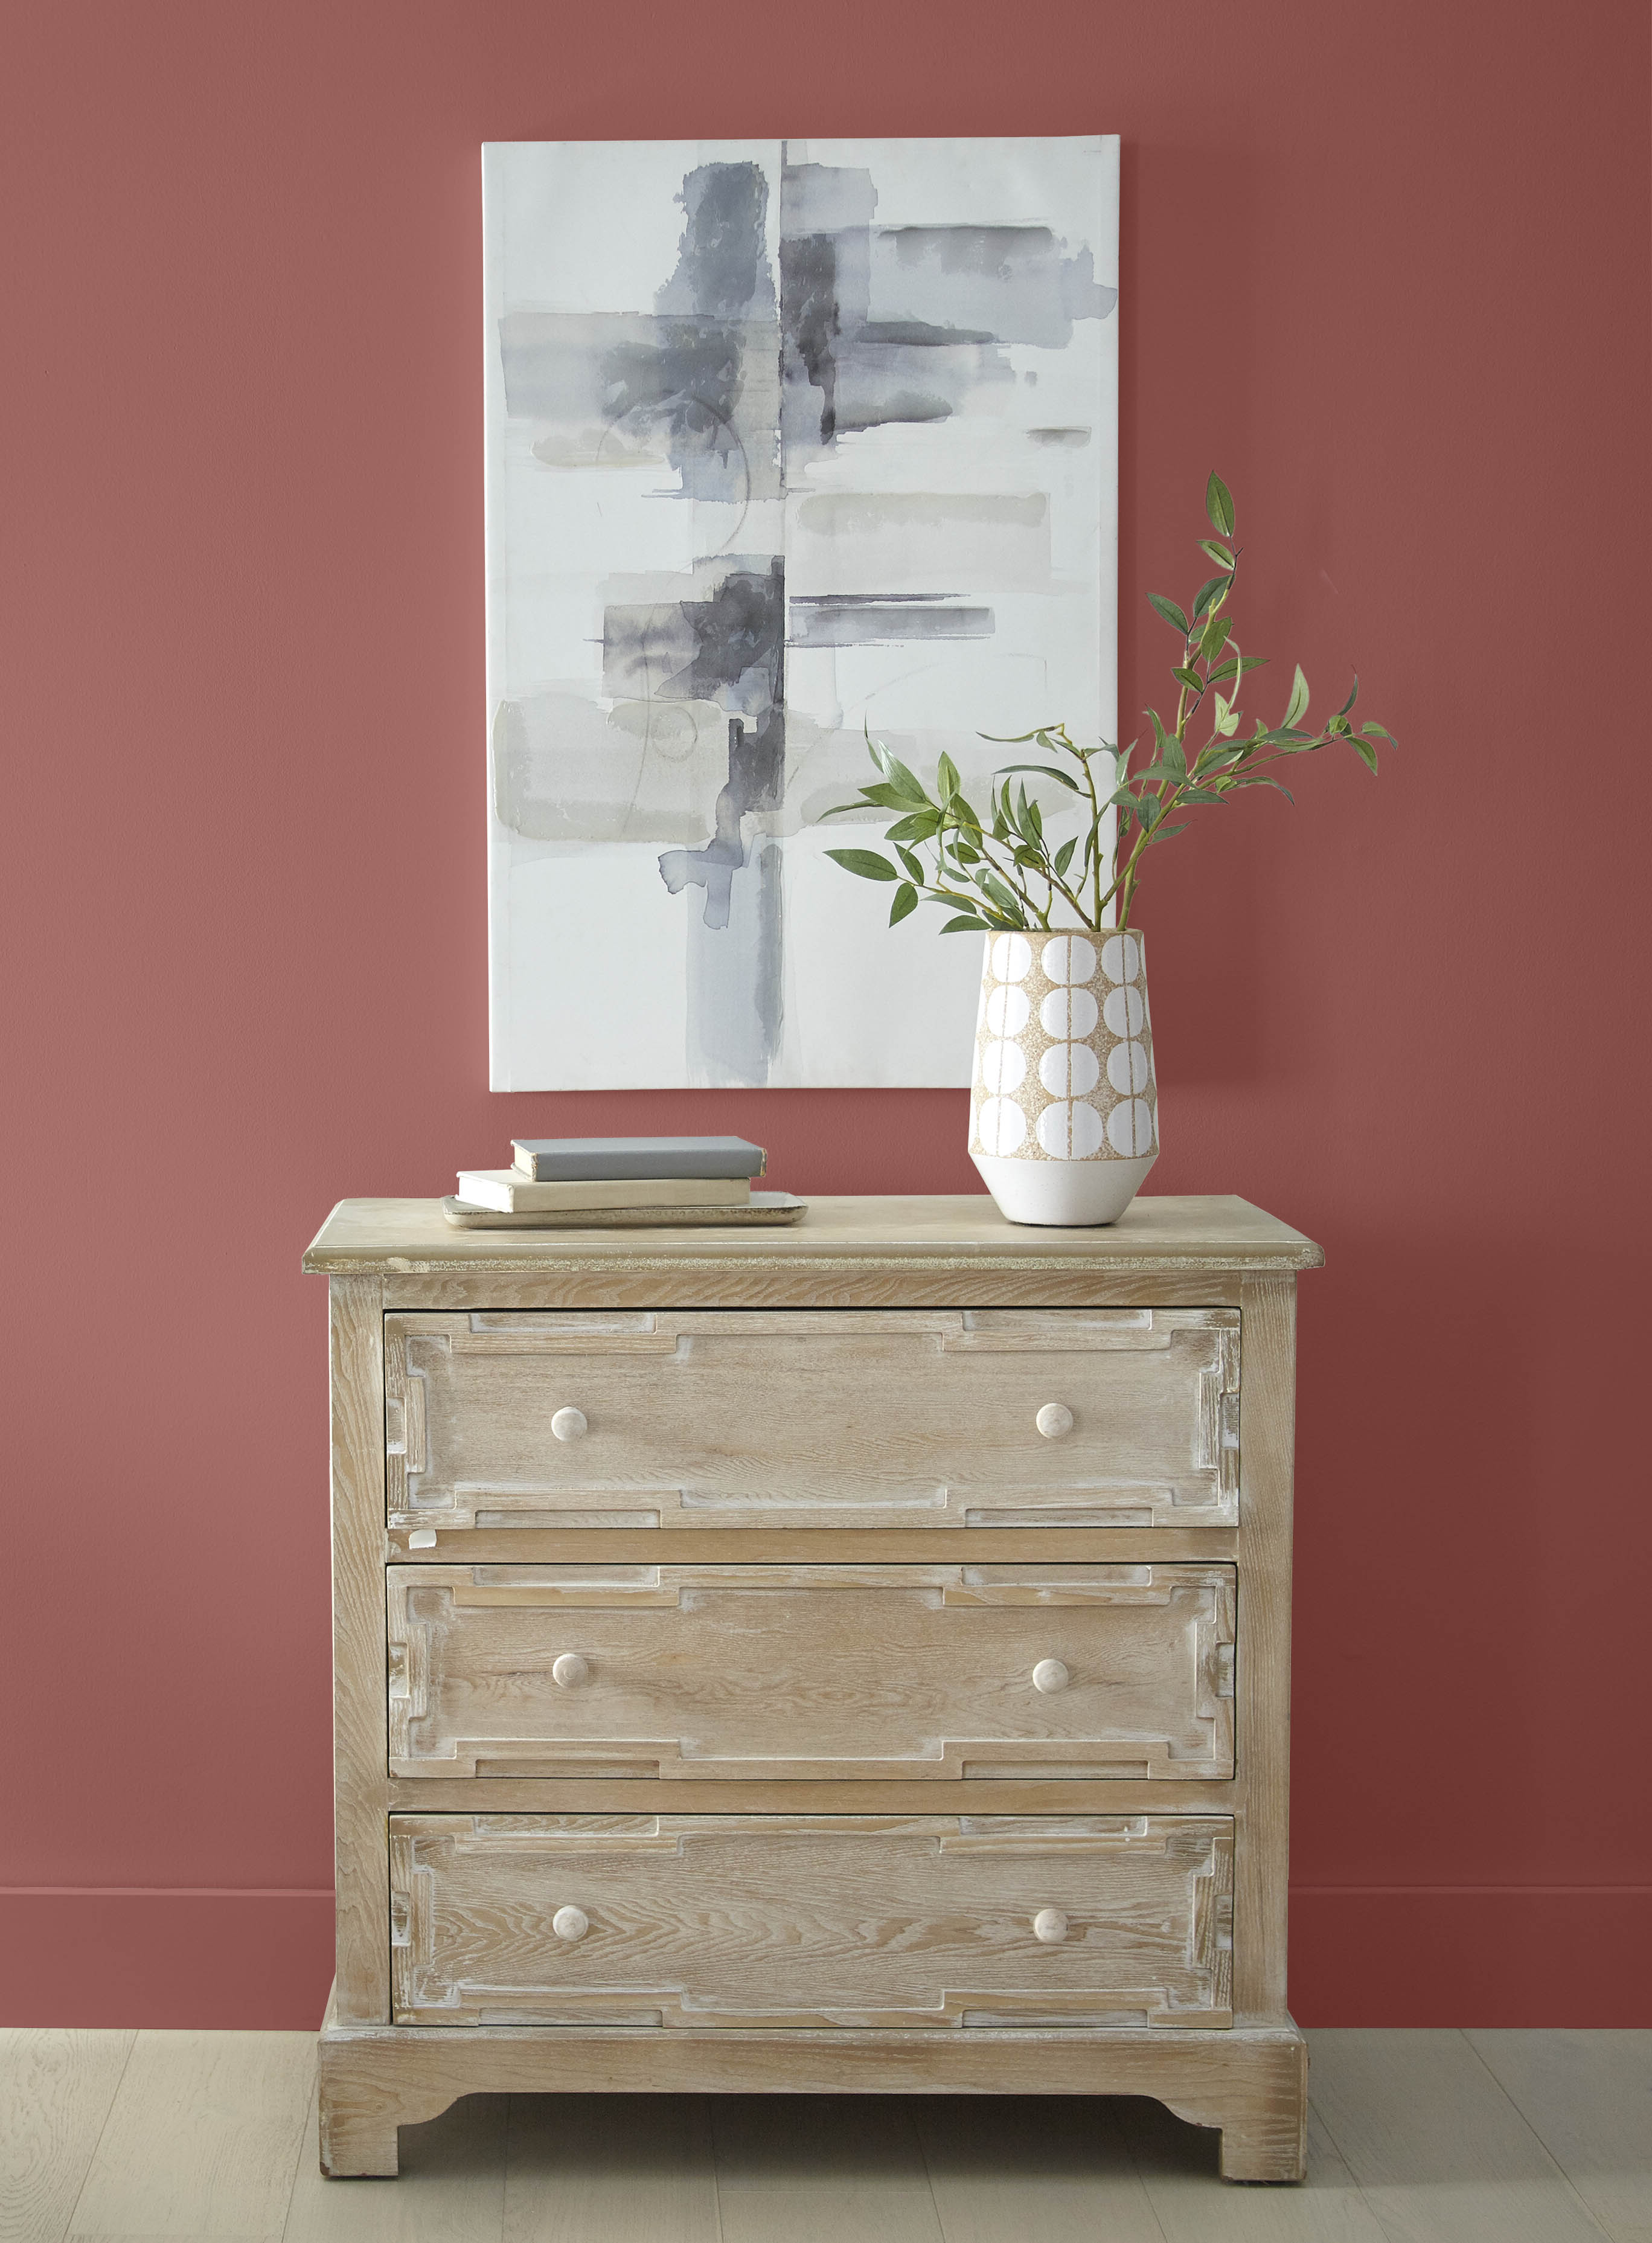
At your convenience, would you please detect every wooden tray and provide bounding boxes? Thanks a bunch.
[441,1192,808,1231]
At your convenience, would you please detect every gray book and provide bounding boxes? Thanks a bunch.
[510,1135,767,1182]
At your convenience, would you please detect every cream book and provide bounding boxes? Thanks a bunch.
[454,1170,751,1215]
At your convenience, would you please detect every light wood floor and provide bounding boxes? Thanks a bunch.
[2,2029,1647,2242]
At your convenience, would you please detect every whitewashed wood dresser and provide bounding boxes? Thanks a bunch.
[304,1193,1321,2182]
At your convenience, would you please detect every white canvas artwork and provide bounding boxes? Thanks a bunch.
[484,136,1118,1088]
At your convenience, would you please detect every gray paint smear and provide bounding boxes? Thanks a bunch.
[1028,426,1093,446]
[788,601,994,647]
[869,226,1114,347]
[655,162,775,319]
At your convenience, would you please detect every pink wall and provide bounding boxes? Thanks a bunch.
[1,0,1647,2026]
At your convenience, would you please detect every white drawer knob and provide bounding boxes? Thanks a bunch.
[1033,1908,1069,1944]
[551,1905,589,1942]
[551,1652,590,1690]
[1032,1658,1070,1694]
[1036,1402,1074,1439]
[551,1407,588,1442]
[406,1528,438,1550]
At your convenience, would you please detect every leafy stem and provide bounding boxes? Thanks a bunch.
[824,473,1394,933]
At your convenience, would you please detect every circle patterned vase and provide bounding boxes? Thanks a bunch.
[968,927,1159,1226]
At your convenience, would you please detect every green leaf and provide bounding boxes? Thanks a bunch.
[1148,821,1188,843]
[877,751,927,805]
[1205,657,1241,684]
[1147,593,1191,635]
[951,841,981,864]
[889,882,918,924]
[825,847,899,882]
[940,912,990,932]
[1138,793,1161,832]
[1173,664,1205,693]
[979,727,1057,745]
[1361,721,1396,742]
[1337,675,1360,719]
[996,762,1083,793]
[951,794,986,832]
[1232,773,1295,802]
[1192,574,1229,621]
[978,869,1022,917]
[818,799,869,820]
[1054,834,1078,875]
[1199,614,1232,663]
[884,810,940,842]
[1213,692,1241,738]
[1353,736,1380,775]
[1237,653,1270,673]
[1178,786,1228,806]
[1206,470,1235,537]
[1197,539,1235,570]
[895,844,924,882]
[1282,664,1310,728]
[936,751,960,801]
[857,781,920,811]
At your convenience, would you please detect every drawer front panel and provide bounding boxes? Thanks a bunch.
[389,1813,1234,2029]
[385,1308,1241,1532]
[386,1562,1234,1781]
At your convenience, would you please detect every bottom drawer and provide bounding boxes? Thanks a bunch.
[389,1812,1234,2030]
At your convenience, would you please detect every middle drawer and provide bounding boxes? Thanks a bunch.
[387,1562,1235,1782]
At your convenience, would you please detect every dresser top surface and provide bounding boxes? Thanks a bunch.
[303,1193,1322,1275]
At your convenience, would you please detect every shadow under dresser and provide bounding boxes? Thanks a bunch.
[303,1192,1321,2181]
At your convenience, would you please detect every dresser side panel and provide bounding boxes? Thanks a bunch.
[1232,1273,1298,2018]
[331,1273,391,2023]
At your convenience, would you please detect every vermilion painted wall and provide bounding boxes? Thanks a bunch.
[1,0,1647,2027]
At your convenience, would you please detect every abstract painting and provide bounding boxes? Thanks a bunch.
[484,136,1117,1088]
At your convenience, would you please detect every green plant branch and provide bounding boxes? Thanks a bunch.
[822,473,1394,934]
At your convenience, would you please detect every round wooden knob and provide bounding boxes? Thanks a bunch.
[551,1653,589,1689]
[1032,1658,1070,1694]
[551,1905,589,1942]
[1036,1403,1074,1439]
[551,1407,587,1442]
[1033,1908,1069,1944]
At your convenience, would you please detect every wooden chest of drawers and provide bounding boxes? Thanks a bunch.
[305,1193,1320,2183]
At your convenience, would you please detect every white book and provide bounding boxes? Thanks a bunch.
[453,1171,751,1215]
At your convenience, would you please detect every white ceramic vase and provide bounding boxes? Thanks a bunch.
[968,926,1159,1226]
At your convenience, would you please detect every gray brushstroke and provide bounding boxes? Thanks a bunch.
[780,160,877,234]
[501,310,780,501]
[1028,426,1092,446]
[685,835,784,1085]
[796,492,1047,532]
[869,226,1113,348]
[655,162,775,319]
[788,601,994,647]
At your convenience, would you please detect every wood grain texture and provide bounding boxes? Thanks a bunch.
[329,1276,391,2028]
[1232,1275,1296,2020]
[388,1814,1234,2030]
[318,2002,1304,2176]
[386,1562,1234,1782]
[386,1776,1241,1814]
[306,1195,1324,1277]
[504,2095,719,2243]
[385,1308,1241,1532]
[1309,2029,1607,2241]
[68,2031,314,2239]
[384,1526,1239,1564]
[0,2030,133,2243]
[1121,2093,1383,2238]
[285,2087,505,2238]
[1465,2029,1652,2243]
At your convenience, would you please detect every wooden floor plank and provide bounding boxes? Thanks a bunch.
[0,2030,135,2243]
[1119,2093,1385,2240]
[915,2094,1163,2243]
[504,2095,718,2243]
[1467,2032,1652,2243]
[283,2091,506,2243]
[713,2095,944,2243]
[67,2033,314,2242]
[1308,2029,1609,2242]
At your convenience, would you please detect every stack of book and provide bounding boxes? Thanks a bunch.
[445,1136,805,1228]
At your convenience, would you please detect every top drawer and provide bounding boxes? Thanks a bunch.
[385,1309,1240,1531]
